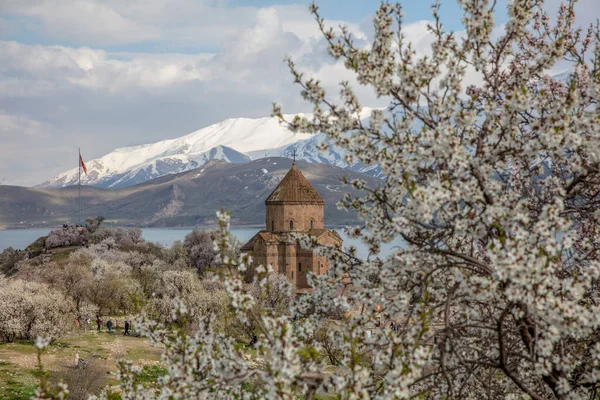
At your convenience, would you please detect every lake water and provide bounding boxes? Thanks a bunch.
[0,227,403,259]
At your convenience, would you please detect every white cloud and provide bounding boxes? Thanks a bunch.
[0,0,324,49]
[0,114,66,186]
[3,0,158,45]
[1,0,598,186]
[543,0,597,30]
[0,5,454,185]
[0,3,330,185]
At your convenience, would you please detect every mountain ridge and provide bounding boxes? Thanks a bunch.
[39,109,379,189]
[3,158,379,229]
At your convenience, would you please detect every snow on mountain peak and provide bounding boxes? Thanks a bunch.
[39,113,313,188]
[39,107,382,189]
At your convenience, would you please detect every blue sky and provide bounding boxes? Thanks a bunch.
[237,0,509,27]
[1,1,510,53]
[0,0,595,186]
[233,0,465,23]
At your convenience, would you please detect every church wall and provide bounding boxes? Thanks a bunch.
[319,234,342,248]
[281,243,297,285]
[248,232,342,288]
[244,163,344,290]
[295,244,315,289]
[250,240,279,274]
[314,255,328,276]
[251,239,267,274]
[277,244,287,275]
[291,234,343,289]
[265,205,283,232]
[266,203,324,232]
[266,242,280,271]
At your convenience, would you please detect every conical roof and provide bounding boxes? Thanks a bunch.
[265,162,325,205]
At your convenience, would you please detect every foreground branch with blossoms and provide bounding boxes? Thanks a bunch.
[271,0,600,398]
[35,0,600,399]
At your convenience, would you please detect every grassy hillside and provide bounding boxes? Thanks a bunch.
[0,329,162,399]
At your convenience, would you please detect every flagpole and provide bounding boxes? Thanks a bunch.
[79,148,81,225]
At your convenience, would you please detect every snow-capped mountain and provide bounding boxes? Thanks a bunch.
[38,71,573,190]
[40,109,380,189]
[41,145,251,189]
[248,134,384,178]
[39,114,318,189]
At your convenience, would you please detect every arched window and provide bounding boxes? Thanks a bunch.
[298,263,302,272]
[271,220,275,232]
[291,271,294,279]
[310,219,314,229]
[289,220,294,230]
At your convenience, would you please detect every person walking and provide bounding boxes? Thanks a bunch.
[248,334,258,348]
[106,319,113,334]
[96,316,102,331]
[123,320,130,336]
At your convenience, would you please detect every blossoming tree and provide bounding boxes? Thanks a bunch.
[35,0,600,399]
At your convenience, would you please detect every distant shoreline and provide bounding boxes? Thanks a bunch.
[0,223,352,231]
[0,224,264,231]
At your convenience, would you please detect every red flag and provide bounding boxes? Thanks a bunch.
[79,154,87,175]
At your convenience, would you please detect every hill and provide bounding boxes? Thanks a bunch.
[1,158,379,228]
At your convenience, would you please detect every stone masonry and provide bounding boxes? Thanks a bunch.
[241,161,342,289]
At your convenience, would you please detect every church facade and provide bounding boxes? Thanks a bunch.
[241,161,342,289]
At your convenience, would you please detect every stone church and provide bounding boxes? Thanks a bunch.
[241,161,342,289]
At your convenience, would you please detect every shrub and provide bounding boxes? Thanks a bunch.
[85,216,105,234]
[0,247,25,276]
[162,240,189,269]
[183,230,218,275]
[249,271,293,316]
[133,261,166,298]
[14,254,92,312]
[146,270,232,332]
[86,259,143,316]
[72,240,159,269]
[51,359,107,400]
[45,226,89,248]
[0,278,73,342]
[88,227,142,246]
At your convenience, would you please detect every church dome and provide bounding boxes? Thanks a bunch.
[265,162,325,205]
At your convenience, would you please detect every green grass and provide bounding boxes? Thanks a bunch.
[49,246,79,261]
[126,347,160,362]
[2,384,36,400]
[0,331,162,399]
[135,365,168,385]
[234,340,259,358]
[0,361,38,400]
[0,342,38,355]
